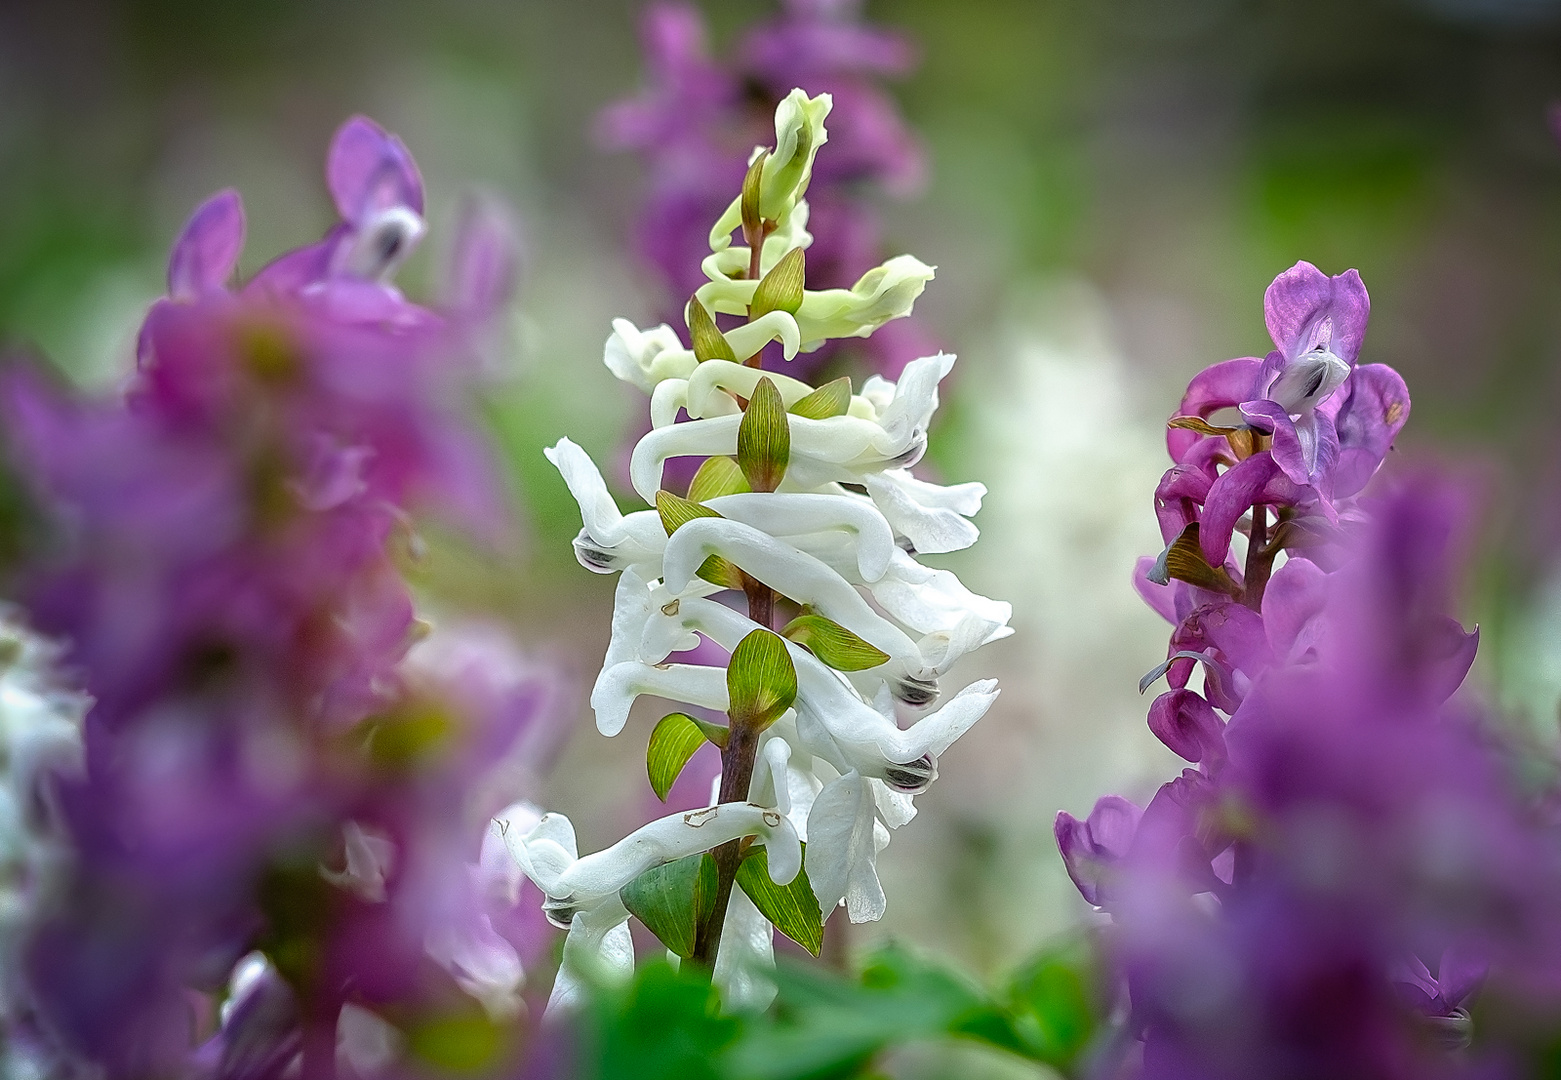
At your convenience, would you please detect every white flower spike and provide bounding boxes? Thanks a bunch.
[506,86,1008,1014]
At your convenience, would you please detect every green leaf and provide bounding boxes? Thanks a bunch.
[750,246,806,318]
[1005,935,1105,1069]
[655,489,722,536]
[726,628,797,731]
[740,152,767,244]
[788,376,852,420]
[597,962,739,1080]
[697,555,746,591]
[737,377,789,493]
[621,852,719,959]
[686,456,750,502]
[781,613,889,672]
[687,297,736,363]
[736,843,823,956]
[647,713,708,802]
[1147,522,1239,596]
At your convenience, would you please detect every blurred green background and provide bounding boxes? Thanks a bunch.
[5,0,1561,984]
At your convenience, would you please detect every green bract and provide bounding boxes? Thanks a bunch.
[781,614,890,672]
[726,629,797,732]
[736,377,790,494]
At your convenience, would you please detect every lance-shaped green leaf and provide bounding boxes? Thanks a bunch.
[788,376,851,420]
[750,247,806,318]
[687,297,737,363]
[727,628,797,732]
[741,152,767,245]
[1146,523,1239,596]
[736,842,823,956]
[647,713,707,802]
[687,456,750,502]
[621,852,719,959]
[737,377,789,493]
[656,489,722,536]
[782,613,889,672]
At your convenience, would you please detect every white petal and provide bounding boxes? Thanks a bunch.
[712,887,777,1012]
[804,771,885,923]
[708,492,895,582]
[590,661,730,737]
[863,470,984,554]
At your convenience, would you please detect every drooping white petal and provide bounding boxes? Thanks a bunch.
[590,661,730,737]
[546,899,634,1015]
[712,887,777,1012]
[805,771,886,923]
[603,319,697,394]
[863,470,985,555]
[545,438,666,570]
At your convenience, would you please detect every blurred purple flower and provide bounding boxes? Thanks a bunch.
[1,117,559,1078]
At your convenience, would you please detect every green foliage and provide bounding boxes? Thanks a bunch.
[648,712,714,801]
[567,936,1111,1079]
[621,853,720,959]
[735,843,824,956]
[788,377,852,421]
[724,944,1027,1080]
[726,629,798,732]
[781,614,889,672]
[737,377,790,493]
[751,247,806,318]
[594,962,741,1080]
[689,456,751,501]
[1002,936,1103,1071]
[689,296,738,363]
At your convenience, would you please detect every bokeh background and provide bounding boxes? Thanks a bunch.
[5,0,1561,983]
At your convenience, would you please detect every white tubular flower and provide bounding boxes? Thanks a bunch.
[697,255,936,353]
[590,660,732,737]
[504,804,801,925]
[629,354,954,500]
[604,319,697,394]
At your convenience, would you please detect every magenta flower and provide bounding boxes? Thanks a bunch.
[0,116,556,1078]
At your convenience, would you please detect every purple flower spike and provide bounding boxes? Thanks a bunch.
[1055,796,1143,908]
[166,189,245,300]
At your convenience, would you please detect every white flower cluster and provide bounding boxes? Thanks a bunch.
[503,89,1010,1011]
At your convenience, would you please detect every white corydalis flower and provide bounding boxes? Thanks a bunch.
[510,85,1008,1012]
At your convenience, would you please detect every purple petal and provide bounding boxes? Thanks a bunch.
[167,190,245,300]
[1167,357,1263,462]
[1261,556,1329,663]
[1264,261,1370,364]
[327,116,424,225]
[441,196,520,320]
[1155,464,1213,544]
[1199,451,1320,566]
[1435,944,1488,1010]
[1194,602,1271,678]
[1056,795,1143,907]
[1147,689,1226,767]
[1331,363,1411,499]
[1241,401,1340,493]
[1134,556,1180,624]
